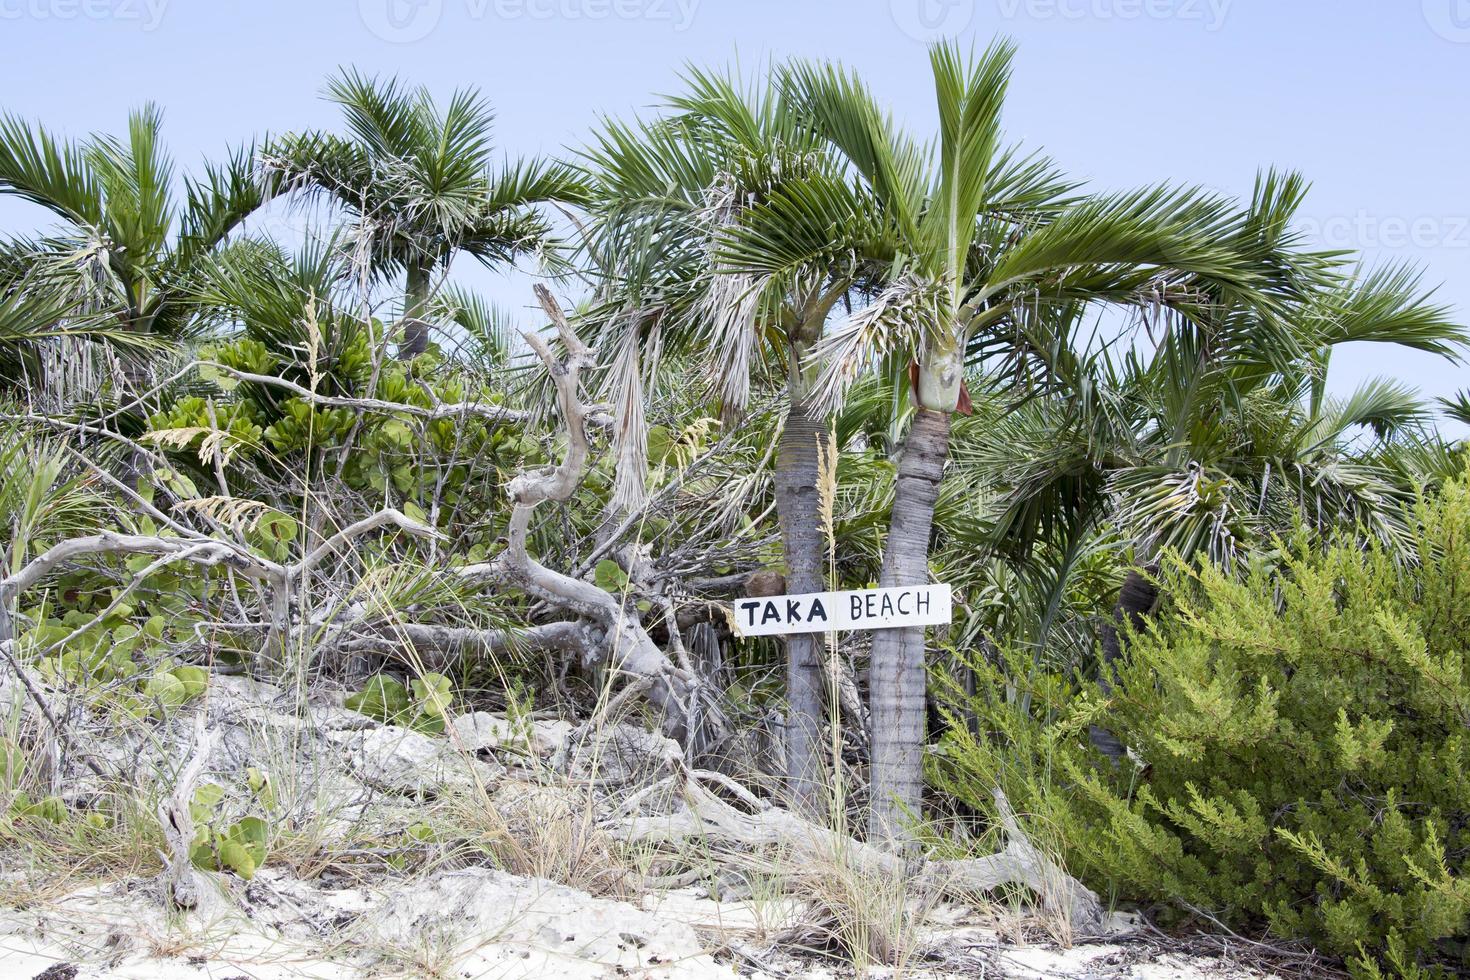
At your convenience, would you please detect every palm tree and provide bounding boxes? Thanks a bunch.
[0,105,262,389]
[718,40,1285,840]
[261,69,586,358]
[0,278,169,391]
[955,176,1464,755]
[581,66,874,811]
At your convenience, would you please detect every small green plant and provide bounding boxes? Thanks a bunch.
[8,793,66,824]
[187,782,270,880]
[385,821,439,871]
[592,559,628,592]
[22,610,210,717]
[346,673,456,734]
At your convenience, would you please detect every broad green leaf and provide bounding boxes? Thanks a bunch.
[218,839,256,879]
[170,666,209,700]
[143,672,187,710]
[594,559,629,593]
[227,816,269,867]
[345,675,411,723]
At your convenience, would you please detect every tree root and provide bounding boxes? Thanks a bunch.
[604,767,1107,937]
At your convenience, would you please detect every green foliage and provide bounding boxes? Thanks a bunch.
[0,426,100,570]
[149,330,536,547]
[934,477,1470,976]
[146,396,264,465]
[593,558,629,593]
[249,509,299,562]
[345,673,456,734]
[262,398,355,453]
[188,779,273,880]
[8,793,67,824]
[18,609,207,717]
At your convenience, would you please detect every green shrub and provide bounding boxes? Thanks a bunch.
[933,479,1470,977]
[346,673,455,734]
[188,782,271,880]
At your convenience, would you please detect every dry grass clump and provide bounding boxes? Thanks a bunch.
[775,851,937,971]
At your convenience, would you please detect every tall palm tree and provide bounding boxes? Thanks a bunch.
[957,174,1464,754]
[718,40,1284,840]
[0,105,261,388]
[917,168,1465,764]
[581,66,879,811]
[261,69,586,358]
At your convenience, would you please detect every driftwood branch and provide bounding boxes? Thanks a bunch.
[0,510,438,629]
[334,621,601,673]
[607,769,1106,936]
[460,286,730,758]
[203,362,534,426]
[157,715,216,910]
[1,533,278,603]
[293,508,442,580]
[203,362,615,430]
[0,509,442,746]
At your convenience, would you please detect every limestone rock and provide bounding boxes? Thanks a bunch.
[338,725,501,795]
[449,710,573,761]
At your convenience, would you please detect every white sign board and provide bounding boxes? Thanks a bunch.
[732,584,952,638]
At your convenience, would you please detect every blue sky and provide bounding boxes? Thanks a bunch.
[2,0,1466,428]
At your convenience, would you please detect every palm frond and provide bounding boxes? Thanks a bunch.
[1310,262,1465,357]
[980,184,1264,304]
[431,284,516,366]
[1304,377,1429,447]
[173,143,265,275]
[924,38,1015,280]
[0,112,103,227]
[778,57,928,244]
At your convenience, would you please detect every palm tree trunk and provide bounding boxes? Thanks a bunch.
[776,393,830,814]
[868,408,950,841]
[400,253,435,359]
[1087,566,1158,759]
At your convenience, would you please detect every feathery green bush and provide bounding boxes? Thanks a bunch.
[934,477,1470,977]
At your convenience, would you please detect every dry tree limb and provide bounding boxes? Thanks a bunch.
[292,508,444,579]
[202,362,616,430]
[459,286,729,758]
[925,788,1104,935]
[606,769,1107,936]
[0,532,279,651]
[202,362,534,426]
[156,714,216,910]
[0,510,432,613]
[332,620,601,673]
[0,509,439,695]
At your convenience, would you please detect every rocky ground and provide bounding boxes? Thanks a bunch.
[0,875,1286,979]
[0,674,1293,979]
